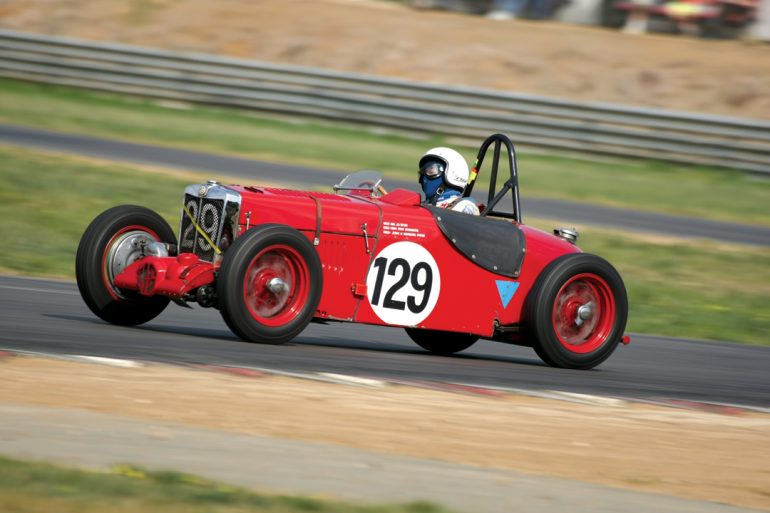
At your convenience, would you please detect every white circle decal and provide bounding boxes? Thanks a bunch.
[366,241,441,326]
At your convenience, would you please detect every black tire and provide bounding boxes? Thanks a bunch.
[405,328,478,355]
[76,205,176,326]
[525,253,628,370]
[218,224,322,344]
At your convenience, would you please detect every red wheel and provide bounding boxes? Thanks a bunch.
[218,225,322,344]
[526,254,628,370]
[552,273,616,354]
[243,245,311,327]
[76,206,176,326]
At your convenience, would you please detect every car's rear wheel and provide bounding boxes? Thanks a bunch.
[76,205,176,326]
[218,224,322,344]
[525,253,628,370]
[405,328,478,355]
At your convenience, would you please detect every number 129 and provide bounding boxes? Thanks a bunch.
[370,257,433,313]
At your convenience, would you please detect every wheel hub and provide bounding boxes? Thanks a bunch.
[245,252,295,319]
[575,302,594,326]
[551,273,616,354]
[105,230,156,298]
[267,277,289,295]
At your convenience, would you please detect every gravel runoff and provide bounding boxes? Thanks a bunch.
[0,403,761,513]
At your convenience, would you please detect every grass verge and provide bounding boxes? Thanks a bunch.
[0,456,450,513]
[1,146,768,345]
[1,78,769,226]
[577,228,770,345]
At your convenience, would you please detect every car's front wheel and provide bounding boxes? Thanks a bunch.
[525,253,628,370]
[76,205,176,326]
[217,224,322,344]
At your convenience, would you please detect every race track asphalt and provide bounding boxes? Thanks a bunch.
[2,123,769,247]
[2,275,768,409]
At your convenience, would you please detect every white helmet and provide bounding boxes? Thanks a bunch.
[418,147,469,191]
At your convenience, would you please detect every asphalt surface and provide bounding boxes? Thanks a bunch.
[2,123,770,247]
[2,275,768,408]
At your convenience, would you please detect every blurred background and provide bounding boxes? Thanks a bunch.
[0,1,769,512]
[1,0,768,116]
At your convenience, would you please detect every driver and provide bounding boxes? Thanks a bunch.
[418,147,480,215]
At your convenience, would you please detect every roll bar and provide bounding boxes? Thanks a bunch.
[463,133,522,223]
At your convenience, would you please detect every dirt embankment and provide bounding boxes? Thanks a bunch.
[0,0,769,119]
[1,355,769,511]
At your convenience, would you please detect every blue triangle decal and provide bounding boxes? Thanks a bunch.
[496,280,520,309]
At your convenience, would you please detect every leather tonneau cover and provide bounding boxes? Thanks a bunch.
[425,205,526,278]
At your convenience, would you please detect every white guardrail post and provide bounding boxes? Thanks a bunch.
[0,29,768,174]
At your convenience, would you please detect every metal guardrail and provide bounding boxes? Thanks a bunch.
[0,29,768,174]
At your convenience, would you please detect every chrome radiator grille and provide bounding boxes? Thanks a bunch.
[178,183,241,262]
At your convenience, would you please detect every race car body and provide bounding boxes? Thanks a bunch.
[77,134,629,369]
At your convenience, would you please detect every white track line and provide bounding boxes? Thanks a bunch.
[0,284,76,295]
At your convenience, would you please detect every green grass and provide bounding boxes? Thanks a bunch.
[0,147,193,277]
[1,78,769,226]
[0,456,452,513]
[577,228,770,345]
[0,146,768,345]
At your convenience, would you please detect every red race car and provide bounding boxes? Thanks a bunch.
[76,134,629,369]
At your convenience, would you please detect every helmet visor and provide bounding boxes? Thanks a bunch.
[419,160,444,179]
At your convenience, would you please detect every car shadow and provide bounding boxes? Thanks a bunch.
[44,313,238,341]
[46,313,547,368]
[292,337,547,368]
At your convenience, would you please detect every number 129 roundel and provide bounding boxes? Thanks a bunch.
[367,241,440,326]
[76,134,629,369]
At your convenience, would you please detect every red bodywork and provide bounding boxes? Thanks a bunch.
[113,185,581,339]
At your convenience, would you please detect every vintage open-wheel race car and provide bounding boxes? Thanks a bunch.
[76,134,629,369]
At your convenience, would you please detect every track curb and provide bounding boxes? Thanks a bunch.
[3,347,767,415]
